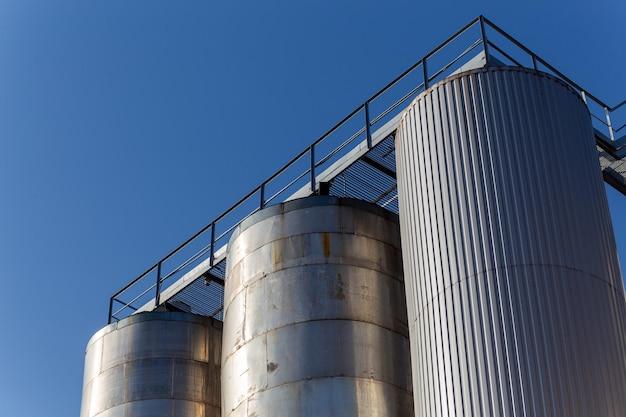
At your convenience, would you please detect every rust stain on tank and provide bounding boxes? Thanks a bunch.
[322,232,331,257]
[273,240,281,266]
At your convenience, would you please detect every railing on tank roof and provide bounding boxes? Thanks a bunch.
[108,15,625,324]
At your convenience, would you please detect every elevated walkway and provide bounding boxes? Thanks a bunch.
[107,16,626,324]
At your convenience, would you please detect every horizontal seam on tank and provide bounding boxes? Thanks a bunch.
[93,398,218,404]
[226,264,403,288]
[91,398,217,410]
[89,357,220,375]
[251,375,413,396]
[231,375,413,411]
[222,318,409,363]
[228,260,404,288]
[232,220,401,244]
[222,263,406,314]
[227,231,401,264]
[226,378,412,416]
[412,263,622,320]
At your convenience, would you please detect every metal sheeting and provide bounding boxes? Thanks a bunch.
[221,196,413,417]
[80,312,223,417]
[395,67,626,416]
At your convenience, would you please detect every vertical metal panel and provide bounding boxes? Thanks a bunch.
[396,66,626,416]
[80,312,222,417]
[222,196,413,417]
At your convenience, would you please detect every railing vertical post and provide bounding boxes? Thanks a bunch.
[531,55,538,71]
[260,183,266,209]
[155,262,162,307]
[605,107,616,141]
[108,297,114,324]
[365,102,373,149]
[422,58,429,89]
[310,145,316,193]
[479,16,490,65]
[209,222,216,266]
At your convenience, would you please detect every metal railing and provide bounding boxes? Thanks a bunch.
[108,15,625,323]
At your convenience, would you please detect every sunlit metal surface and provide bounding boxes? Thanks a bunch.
[80,312,222,417]
[221,196,413,417]
[396,66,626,416]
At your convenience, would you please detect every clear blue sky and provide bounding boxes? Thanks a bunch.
[1,1,625,416]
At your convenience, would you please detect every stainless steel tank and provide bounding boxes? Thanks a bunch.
[80,311,222,417]
[395,66,626,416]
[222,196,413,417]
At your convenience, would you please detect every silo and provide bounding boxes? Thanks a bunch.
[80,311,222,417]
[222,196,413,417]
[395,66,626,416]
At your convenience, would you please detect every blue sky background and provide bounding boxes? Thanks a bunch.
[1,1,625,416]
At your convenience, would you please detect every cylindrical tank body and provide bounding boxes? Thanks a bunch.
[395,66,626,417]
[80,312,222,417]
[222,196,413,417]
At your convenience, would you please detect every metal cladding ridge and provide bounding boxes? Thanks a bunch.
[221,196,414,417]
[80,312,222,417]
[395,66,626,417]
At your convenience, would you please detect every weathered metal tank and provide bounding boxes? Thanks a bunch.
[395,66,626,416]
[80,311,222,417]
[222,196,413,417]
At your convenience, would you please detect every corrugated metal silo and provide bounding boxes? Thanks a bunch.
[80,311,222,417]
[395,66,626,416]
[222,196,413,417]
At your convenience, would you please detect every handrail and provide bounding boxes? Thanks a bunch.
[108,15,625,324]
